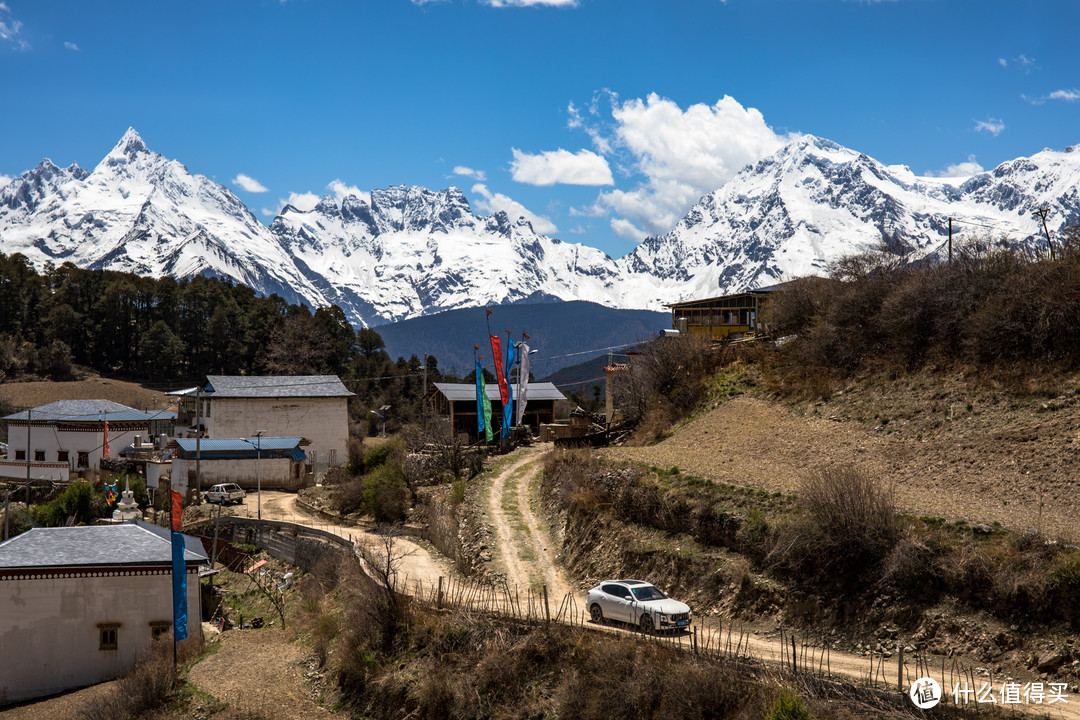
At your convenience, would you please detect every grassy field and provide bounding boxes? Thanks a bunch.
[0,375,164,412]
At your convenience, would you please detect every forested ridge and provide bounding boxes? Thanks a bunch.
[0,253,448,432]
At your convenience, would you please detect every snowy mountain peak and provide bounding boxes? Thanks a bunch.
[105,127,152,164]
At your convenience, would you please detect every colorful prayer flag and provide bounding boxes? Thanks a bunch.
[489,334,510,406]
[170,489,188,641]
[102,415,110,458]
[475,359,486,436]
[516,342,530,426]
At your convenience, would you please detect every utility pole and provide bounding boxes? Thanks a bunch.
[948,217,953,265]
[254,430,266,522]
[25,408,31,506]
[1033,208,1054,260]
[195,387,202,503]
[423,353,428,398]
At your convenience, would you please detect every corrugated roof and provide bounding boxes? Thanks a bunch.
[173,437,305,453]
[434,382,567,403]
[0,523,207,569]
[202,375,354,398]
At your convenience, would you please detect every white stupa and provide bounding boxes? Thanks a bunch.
[112,478,141,522]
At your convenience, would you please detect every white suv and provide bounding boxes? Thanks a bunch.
[586,579,692,633]
[204,483,246,504]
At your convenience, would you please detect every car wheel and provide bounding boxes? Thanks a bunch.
[589,604,604,625]
[639,614,654,635]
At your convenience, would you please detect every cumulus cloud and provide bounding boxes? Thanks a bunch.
[610,217,648,242]
[471,183,558,234]
[0,3,29,50]
[279,191,320,212]
[483,0,577,6]
[453,165,486,181]
[328,179,370,204]
[974,118,1005,136]
[64,41,79,51]
[0,173,12,190]
[233,173,269,193]
[570,93,790,235]
[928,154,984,178]
[261,207,277,217]
[511,148,613,186]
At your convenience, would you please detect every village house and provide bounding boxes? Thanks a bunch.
[170,375,352,473]
[429,382,569,443]
[1,400,175,482]
[168,436,310,495]
[665,288,775,340]
[0,520,206,705]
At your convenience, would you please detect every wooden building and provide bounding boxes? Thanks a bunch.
[665,288,774,340]
[429,383,568,442]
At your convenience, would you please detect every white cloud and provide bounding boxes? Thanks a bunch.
[453,165,486,181]
[511,148,613,186]
[64,41,79,51]
[328,179,370,204]
[470,183,558,234]
[1048,88,1080,102]
[574,93,789,235]
[610,217,648,242]
[483,0,577,6]
[261,207,277,217]
[233,173,269,193]
[279,191,320,212]
[0,173,12,190]
[928,154,984,178]
[998,58,1007,68]
[974,118,1005,136]
[0,3,28,50]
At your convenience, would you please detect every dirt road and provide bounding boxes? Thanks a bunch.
[484,446,574,601]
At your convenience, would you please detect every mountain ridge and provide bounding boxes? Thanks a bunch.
[3,128,1079,328]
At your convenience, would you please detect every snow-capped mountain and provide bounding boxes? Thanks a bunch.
[2,129,1080,328]
[268,185,623,323]
[619,135,1080,304]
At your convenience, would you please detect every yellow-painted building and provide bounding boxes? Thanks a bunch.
[666,289,772,340]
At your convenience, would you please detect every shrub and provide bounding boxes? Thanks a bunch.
[767,689,813,720]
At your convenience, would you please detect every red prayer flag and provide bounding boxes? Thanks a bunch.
[170,490,183,532]
[489,334,510,406]
[102,417,110,458]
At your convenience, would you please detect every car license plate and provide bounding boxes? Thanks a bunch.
[677,620,687,627]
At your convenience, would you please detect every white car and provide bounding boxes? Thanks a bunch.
[204,483,246,504]
[586,579,692,633]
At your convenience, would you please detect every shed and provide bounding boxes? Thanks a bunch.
[168,437,310,494]
[665,287,780,340]
[429,382,568,442]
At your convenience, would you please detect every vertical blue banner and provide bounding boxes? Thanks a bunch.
[171,530,188,641]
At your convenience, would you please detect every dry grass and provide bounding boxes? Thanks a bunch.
[0,375,161,411]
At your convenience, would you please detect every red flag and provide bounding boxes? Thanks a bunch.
[170,490,183,532]
[102,417,110,458]
[489,334,510,405]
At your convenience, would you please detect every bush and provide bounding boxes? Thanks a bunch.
[767,689,813,720]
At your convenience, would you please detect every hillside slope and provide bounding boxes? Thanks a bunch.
[604,370,1080,537]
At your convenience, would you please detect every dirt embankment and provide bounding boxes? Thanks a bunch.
[605,378,1080,538]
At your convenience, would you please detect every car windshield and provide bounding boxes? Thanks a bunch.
[631,585,667,601]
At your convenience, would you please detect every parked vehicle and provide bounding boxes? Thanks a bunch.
[204,483,246,504]
[586,579,691,633]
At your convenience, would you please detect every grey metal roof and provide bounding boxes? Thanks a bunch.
[201,375,354,398]
[3,399,137,422]
[173,437,305,452]
[0,523,207,569]
[434,382,567,403]
[64,410,177,423]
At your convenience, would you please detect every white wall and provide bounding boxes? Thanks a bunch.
[0,568,202,705]
[6,423,147,472]
[172,456,299,493]
[0,460,69,482]
[207,397,348,468]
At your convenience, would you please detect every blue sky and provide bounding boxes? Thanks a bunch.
[1,0,1078,258]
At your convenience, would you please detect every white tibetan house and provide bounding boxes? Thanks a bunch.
[170,375,352,473]
[1,400,175,481]
[0,521,207,705]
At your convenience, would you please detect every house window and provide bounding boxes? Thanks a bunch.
[98,623,120,650]
[150,621,171,640]
[77,452,89,468]
[34,450,45,462]
[58,450,69,463]
[14,450,25,460]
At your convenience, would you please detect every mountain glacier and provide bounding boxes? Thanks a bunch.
[2,129,1078,327]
